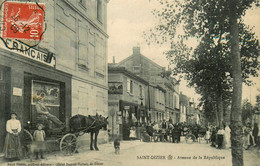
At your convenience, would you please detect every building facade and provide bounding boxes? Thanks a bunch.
[108,66,148,140]
[179,92,189,123]
[0,0,109,151]
[148,85,166,123]
[116,46,179,123]
[162,77,180,123]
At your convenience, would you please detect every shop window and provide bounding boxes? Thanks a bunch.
[97,0,103,23]
[31,80,63,130]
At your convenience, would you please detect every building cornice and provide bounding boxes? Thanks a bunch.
[72,75,109,90]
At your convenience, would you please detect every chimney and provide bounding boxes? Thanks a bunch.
[113,56,115,64]
[133,46,140,55]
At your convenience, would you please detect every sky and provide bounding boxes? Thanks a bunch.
[107,0,260,105]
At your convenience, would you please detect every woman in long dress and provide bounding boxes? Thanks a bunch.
[3,113,23,160]
[224,125,231,148]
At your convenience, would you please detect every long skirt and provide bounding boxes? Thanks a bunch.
[3,133,23,159]
[217,134,224,149]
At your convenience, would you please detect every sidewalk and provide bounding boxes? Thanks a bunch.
[0,140,143,165]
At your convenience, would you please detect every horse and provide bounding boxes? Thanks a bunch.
[69,113,108,151]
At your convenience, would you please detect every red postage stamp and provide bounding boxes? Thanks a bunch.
[1,1,45,41]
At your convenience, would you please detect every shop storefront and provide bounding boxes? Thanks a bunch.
[119,100,148,140]
[0,46,71,152]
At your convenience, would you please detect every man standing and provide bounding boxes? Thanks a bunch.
[161,119,167,141]
[253,123,259,146]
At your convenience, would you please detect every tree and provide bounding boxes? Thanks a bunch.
[170,24,258,127]
[144,0,259,165]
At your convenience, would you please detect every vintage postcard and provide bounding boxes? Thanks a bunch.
[0,0,259,166]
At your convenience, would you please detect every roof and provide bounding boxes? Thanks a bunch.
[118,53,164,70]
[108,66,149,85]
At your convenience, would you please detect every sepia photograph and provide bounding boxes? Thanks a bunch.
[0,0,259,166]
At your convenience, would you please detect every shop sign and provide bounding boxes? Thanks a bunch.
[108,82,123,94]
[124,106,130,110]
[0,39,55,67]
[13,87,22,96]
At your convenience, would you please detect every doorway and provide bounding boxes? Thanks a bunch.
[0,84,6,151]
[0,66,10,152]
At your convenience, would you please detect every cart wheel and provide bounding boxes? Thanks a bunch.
[185,134,196,144]
[60,133,78,156]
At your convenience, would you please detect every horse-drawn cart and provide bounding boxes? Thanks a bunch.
[22,114,108,156]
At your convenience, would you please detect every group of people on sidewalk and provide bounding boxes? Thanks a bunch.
[3,96,65,161]
[208,122,259,151]
[126,118,260,153]
[243,122,259,150]
[209,125,231,149]
[3,113,47,161]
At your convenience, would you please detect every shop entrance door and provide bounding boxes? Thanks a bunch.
[0,84,6,152]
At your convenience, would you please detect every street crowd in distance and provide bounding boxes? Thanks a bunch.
[122,119,260,151]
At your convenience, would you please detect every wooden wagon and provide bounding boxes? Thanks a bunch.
[22,114,108,156]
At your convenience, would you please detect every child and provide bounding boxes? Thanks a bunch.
[205,129,211,144]
[33,124,46,160]
[113,137,120,155]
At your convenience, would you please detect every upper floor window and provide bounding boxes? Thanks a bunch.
[139,85,143,97]
[97,0,103,22]
[133,66,140,73]
[127,78,133,94]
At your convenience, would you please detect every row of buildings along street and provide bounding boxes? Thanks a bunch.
[0,0,203,151]
[1,1,259,166]
[108,46,203,140]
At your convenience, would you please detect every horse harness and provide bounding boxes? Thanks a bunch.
[75,115,106,134]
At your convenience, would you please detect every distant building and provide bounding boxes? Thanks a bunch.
[189,100,201,125]
[148,84,166,122]
[162,77,180,123]
[179,92,189,123]
[116,46,180,123]
[108,66,148,140]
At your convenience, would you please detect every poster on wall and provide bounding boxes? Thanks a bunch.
[31,80,60,106]
[108,82,123,94]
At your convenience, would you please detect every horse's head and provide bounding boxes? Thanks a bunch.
[101,116,109,130]
[96,114,108,130]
